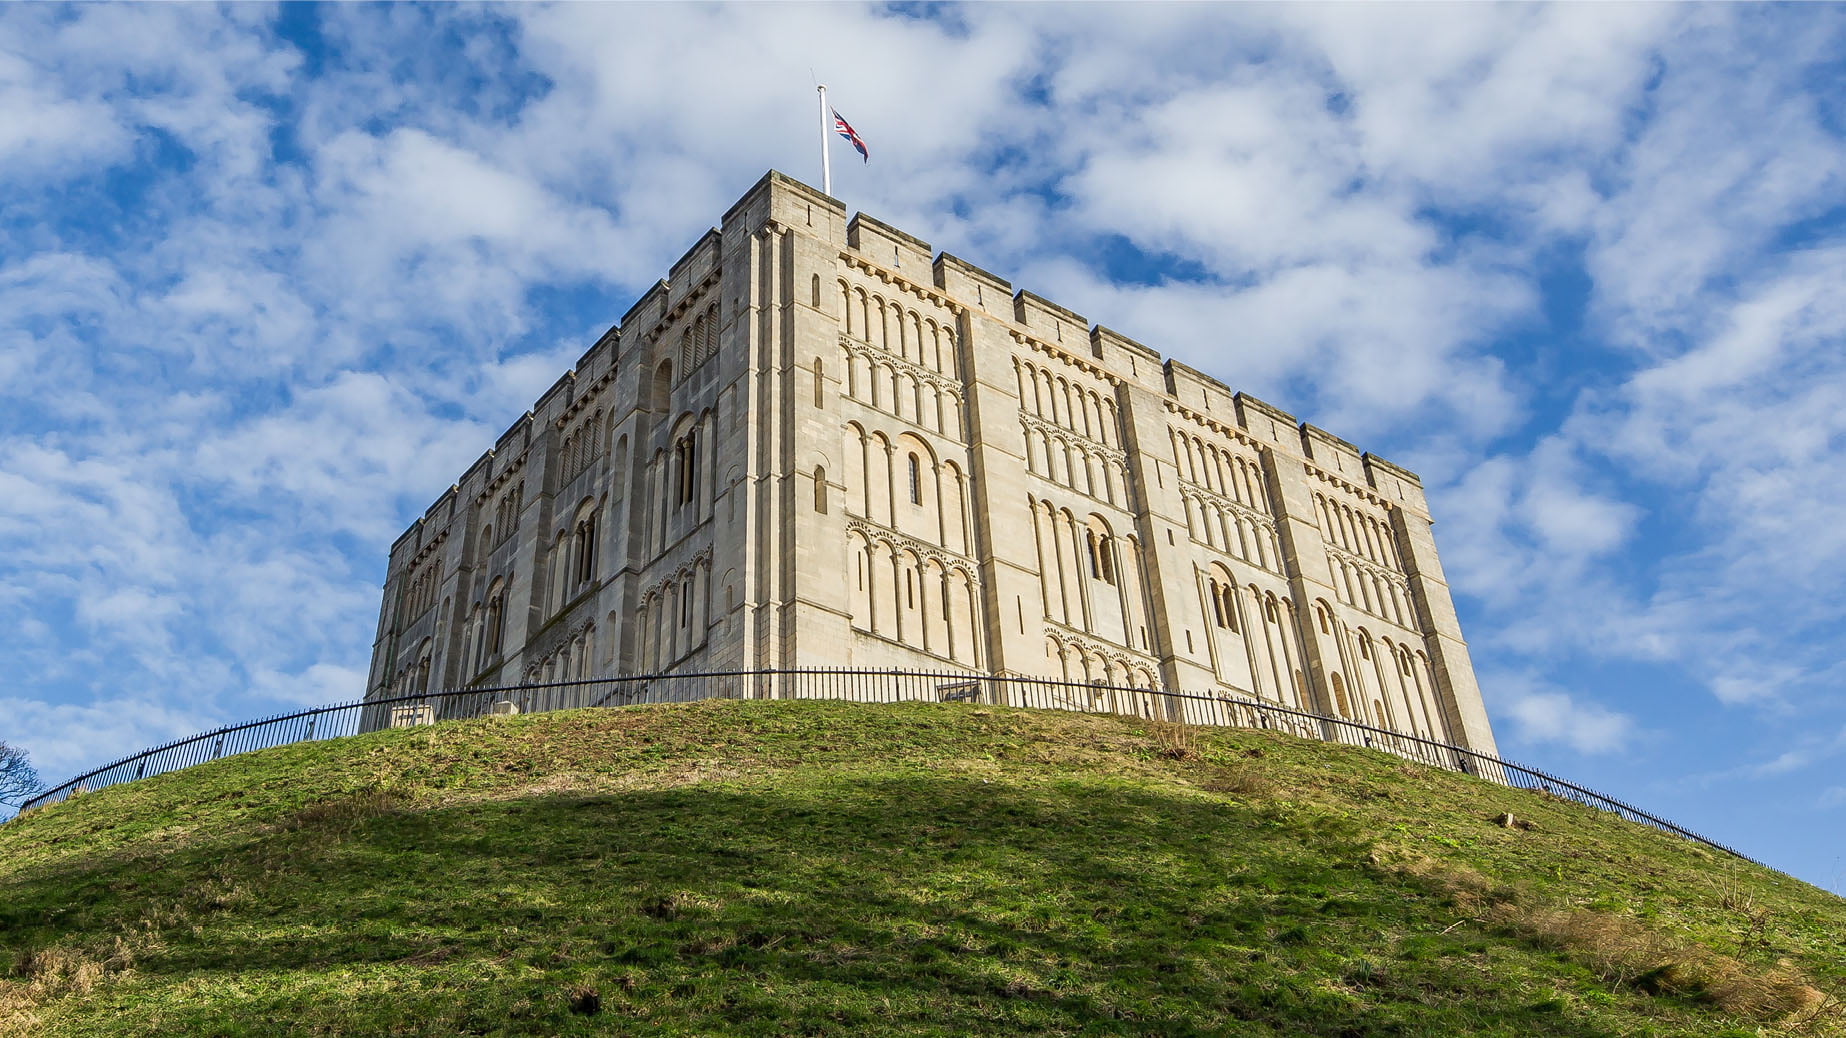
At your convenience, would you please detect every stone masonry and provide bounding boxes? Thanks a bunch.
[365,170,1499,757]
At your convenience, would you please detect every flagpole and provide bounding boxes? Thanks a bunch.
[817,84,832,196]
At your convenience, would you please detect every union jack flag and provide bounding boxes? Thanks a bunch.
[832,108,868,162]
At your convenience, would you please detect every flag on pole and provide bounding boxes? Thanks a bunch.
[832,108,868,162]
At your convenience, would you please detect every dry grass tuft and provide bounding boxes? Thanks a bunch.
[1200,764,1275,800]
[283,787,407,832]
[1520,905,1824,1020]
[1,937,140,1034]
[1145,721,1199,761]
[1385,850,1829,1024]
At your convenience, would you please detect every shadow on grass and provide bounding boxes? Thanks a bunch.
[2,776,1697,1037]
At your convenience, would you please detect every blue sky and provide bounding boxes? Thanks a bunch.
[3,3,1843,892]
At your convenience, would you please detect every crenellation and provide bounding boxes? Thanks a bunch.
[493,413,533,458]
[1090,326,1162,388]
[667,228,723,300]
[532,373,576,426]
[1301,424,1365,478]
[575,324,619,373]
[1232,393,1297,447]
[365,168,1496,759]
[621,280,669,333]
[1161,360,1235,419]
[1013,290,1089,348]
[931,252,1011,312]
[847,213,932,273]
[723,170,844,242]
[424,486,459,526]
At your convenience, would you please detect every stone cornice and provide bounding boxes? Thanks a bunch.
[839,252,967,317]
[650,270,723,339]
[407,529,448,568]
[480,454,527,501]
[1164,400,1261,451]
[558,367,619,426]
[1307,465,1392,510]
[1010,331,1121,388]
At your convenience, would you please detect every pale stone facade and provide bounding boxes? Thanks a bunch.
[366,170,1499,756]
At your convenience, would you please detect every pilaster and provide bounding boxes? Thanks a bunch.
[1115,384,1217,695]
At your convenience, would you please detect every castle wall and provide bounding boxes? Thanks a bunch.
[366,170,1498,757]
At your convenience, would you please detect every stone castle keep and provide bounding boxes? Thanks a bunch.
[366,170,1499,756]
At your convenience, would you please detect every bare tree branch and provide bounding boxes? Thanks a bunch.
[0,743,43,808]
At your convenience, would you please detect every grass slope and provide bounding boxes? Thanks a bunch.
[2,700,1841,1036]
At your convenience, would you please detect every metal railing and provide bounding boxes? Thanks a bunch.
[13,668,1758,865]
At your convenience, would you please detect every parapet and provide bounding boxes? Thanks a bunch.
[1014,291,1088,349]
[532,371,575,420]
[1300,424,1365,480]
[494,412,533,458]
[932,253,1011,311]
[723,169,845,243]
[575,323,619,377]
[668,229,723,300]
[1234,394,1299,447]
[1163,360,1236,419]
[848,213,932,273]
[621,281,669,335]
[1090,326,1163,390]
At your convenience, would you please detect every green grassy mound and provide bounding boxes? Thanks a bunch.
[2,700,1841,1036]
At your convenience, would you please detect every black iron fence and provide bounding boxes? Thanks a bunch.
[15,668,1757,865]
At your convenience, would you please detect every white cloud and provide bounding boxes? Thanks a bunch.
[1484,671,1639,755]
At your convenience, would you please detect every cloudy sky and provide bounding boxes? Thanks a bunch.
[3,3,1843,890]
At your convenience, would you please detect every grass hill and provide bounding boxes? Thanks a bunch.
[2,699,1841,1036]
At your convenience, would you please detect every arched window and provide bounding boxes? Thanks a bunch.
[907,452,921,505]
[575,511,597,585]
[811,273,821,307]
[675,433,698,506]
[814,466,828,513]
[1098,538,1116,585]
[1209,579,1226,628]
[486,583,506,655]
[653,359,674,412]
[1221,586,1238,632]
[1331,672,1351,718]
